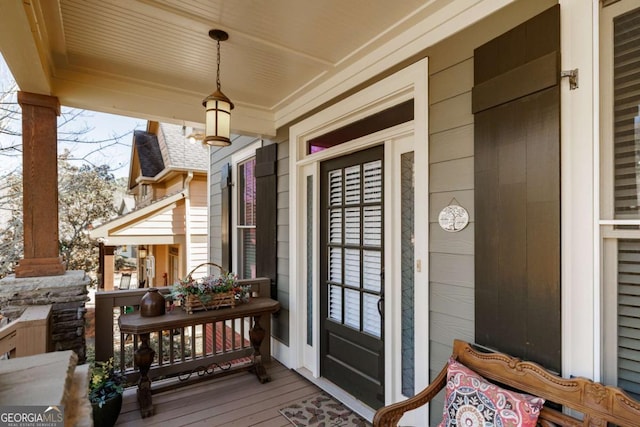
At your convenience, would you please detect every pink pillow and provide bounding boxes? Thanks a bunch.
[438,358,545,427]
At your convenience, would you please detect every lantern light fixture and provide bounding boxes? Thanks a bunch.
[203,29,234,146]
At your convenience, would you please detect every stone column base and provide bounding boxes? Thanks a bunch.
[0,270,89,362]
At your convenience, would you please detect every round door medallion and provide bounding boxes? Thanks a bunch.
[438,204,469,232]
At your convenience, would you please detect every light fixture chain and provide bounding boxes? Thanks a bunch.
[216,39,221,91]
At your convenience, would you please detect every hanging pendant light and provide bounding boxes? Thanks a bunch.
[203,29,234,146]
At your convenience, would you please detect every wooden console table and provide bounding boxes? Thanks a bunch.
[118,297,280,418]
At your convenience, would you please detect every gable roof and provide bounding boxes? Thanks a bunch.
[128,123,208,188]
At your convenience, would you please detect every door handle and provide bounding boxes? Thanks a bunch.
[377,268,385,317]
[377,291,384,317]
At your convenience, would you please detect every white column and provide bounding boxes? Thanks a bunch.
[559,0,599,381]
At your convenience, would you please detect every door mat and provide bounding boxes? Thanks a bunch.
[279,392,372,427]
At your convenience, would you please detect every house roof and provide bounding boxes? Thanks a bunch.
[134,130,165,178]
[158,124,209,171]
[131,123,208,185]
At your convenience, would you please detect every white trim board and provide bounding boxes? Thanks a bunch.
[288,58,429,421]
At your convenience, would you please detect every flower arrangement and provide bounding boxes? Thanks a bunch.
[89,357,127,408]
[171,272,248,302]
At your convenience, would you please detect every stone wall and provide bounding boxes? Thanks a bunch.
[0,270,89,362]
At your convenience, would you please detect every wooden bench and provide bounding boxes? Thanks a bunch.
[374,339,640,426]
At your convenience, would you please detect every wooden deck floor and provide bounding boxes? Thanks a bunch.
[115,361,322,427]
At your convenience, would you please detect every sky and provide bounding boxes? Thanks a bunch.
[0,54,145,178]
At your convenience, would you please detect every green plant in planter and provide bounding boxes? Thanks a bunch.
[89,357,126,408]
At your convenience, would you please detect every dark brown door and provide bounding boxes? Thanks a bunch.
[320,145,385,409]
[473,5,561,372]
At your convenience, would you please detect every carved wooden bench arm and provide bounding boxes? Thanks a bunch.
[373,362,448,426]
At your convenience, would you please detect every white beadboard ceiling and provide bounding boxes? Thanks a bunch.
[0,0,502,136]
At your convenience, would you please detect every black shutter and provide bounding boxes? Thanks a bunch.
[220,163,232,272]
[473,5,561,372]
[255,144,278,299]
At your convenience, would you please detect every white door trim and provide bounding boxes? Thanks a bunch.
[558,0,599,382]
[286,58,429,419]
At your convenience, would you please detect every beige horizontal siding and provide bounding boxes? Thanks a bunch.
[114,203,186,236]
[429,253,474,289]
[430,124,473,164]
[429,157,474,193]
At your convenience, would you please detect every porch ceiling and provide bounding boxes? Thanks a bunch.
[0,0,508,136]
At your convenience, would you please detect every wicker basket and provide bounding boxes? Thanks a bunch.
[177,262,236,314]
[182,292,235,314]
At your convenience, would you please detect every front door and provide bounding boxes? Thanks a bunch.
[320,145,385,409]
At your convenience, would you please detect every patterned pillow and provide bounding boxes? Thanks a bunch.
[438,358,545,427]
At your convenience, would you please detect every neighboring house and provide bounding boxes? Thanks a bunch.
[116,194,135,216]
[91,121,209,289]
[3,1,640,425]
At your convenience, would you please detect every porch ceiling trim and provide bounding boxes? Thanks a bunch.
[0,0,51,94]
[274,0,517,129]
[1,0,518,136]
[50,72,277,137]
[90,191,186,242]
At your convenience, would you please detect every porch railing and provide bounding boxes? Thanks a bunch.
[0,304,52,358]
[94,278,272,384]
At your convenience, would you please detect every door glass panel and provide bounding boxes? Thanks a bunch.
[329,170,342,205]
[364,160,383,202]
[364,206,382,246]
[363,293,382,337]
[345,207,361,244]
[329,285,343,322]
[329,247,342,282]
[363,251,382,291]
[344,288,361,329]
[344,249,360,287]
[329,209,342,244]
[345,166,361,204]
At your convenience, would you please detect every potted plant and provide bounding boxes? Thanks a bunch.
[89,358,127,427]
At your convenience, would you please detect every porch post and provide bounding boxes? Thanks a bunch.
[14,91,65,278]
